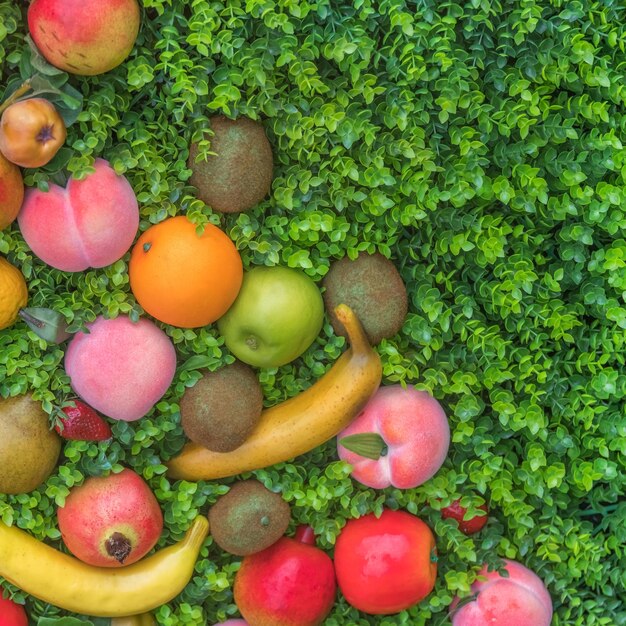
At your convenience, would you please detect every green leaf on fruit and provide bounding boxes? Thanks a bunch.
[19,307,73,344]
[25,34,67,77]
[339,433,387,460]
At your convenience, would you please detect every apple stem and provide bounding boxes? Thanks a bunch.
[294,524,317,546]
[0,79,33,116]
[105,532,133,564]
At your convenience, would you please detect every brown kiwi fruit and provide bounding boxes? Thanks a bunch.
[208,479,291,556]
[322,252,408,344]
[180,361,263,452]
[188,115,273,213]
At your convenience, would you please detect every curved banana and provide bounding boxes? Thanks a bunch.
[0,516,209,617]
[167,304,382,481]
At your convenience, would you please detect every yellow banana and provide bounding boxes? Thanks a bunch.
[0,516,209,617]
[111,614,156,626]
[167,304,382,481]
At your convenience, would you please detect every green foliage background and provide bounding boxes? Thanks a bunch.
[1,0,626,624]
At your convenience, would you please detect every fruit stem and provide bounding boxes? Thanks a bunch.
[0,79,32,116]
[294,524,316,546]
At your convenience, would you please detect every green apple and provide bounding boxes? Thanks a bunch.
[217,266,324,368]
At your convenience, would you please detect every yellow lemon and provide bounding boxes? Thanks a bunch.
[0,256,27,330]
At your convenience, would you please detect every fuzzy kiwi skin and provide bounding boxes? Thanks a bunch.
[188,116,273,214]
[208,480,291,556]
[180,361,263,453]
[322,252,408,345]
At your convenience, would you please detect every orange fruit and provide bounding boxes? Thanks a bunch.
[129,215,243,328]
[0,256,28,330]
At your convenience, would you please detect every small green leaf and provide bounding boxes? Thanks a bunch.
[339,433,388,460]
[19,307,73,344]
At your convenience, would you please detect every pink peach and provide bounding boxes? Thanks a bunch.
[337,385,450,489]
[451,560,553,626]
[65,315,176,422]
[18,158,139,272]
[210,622,248,626]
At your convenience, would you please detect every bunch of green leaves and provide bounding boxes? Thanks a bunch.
[1,0,626,625]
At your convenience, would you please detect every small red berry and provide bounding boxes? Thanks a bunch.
[54,400,113,442]
[441,499,488,535]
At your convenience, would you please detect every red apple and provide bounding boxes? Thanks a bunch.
[0,596,28,626]
[334,509,437,615]
[57,468,163,567]
[234,525,336,626]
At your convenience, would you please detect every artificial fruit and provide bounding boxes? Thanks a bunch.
[337,385,450,489]
[128,215,243,328]
[53,399,113,441]
[0,516,208,617]
[18,158,139,272]
[188,115,274,213]
[111,615,155,626]
[450,559,553,626]
[0,596,28,626]
[234,525,336,626]
[0,97,66,168]
[334,508,438,615]
[0,151,23,231]
[57,468,163,567]
[64,315,177,422]
[0,393,61,495]
[27,0,141,76]
[167,304,381,480]
[440,498,489,535]
[0,256,27,331]
[217,265,324,368]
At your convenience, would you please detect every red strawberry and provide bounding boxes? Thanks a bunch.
[54,400,113,441]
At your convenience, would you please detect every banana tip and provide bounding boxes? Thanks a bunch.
[333,303,354,324]
[185,515,210,546]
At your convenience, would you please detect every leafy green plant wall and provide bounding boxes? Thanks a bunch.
[1,1,625,624]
